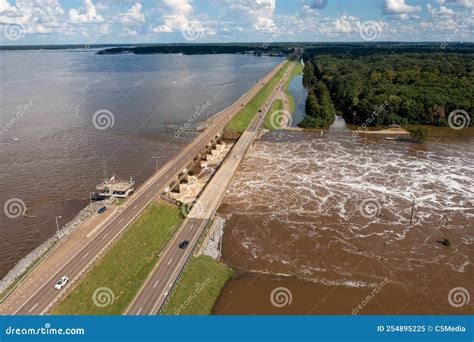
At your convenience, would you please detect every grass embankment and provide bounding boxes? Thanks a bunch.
[52,202,182,315]
[161,255,234,315]
[263,99,284,130]
[262,61,303,131]
[226,61,290,133]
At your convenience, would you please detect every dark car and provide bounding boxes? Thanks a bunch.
[179,240,189,249]
[98,206,107,214]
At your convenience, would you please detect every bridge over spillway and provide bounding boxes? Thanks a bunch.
[8,59,288,316]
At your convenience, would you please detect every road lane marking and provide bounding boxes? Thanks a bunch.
[136,307,142,315]
[28,302,38,313]
[102,233,109,240]
[82,252,89,259]
[153,281,160,289]
[167,258,173,265]
[13,63,285,316]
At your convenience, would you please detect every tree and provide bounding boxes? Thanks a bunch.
[408,127,429,143]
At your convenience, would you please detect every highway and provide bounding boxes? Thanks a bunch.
[126,62,296,315]
[8,59,288,315]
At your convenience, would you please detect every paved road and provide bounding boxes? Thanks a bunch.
[126,62,296,315]
[8,59,287,316]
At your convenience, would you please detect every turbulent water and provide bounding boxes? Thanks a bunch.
[215,127,474,314]
[0,50,283,278]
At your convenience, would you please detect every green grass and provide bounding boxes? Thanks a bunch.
[112,198,126,206]
[226,61,290,133]
[284,62,303,114]
[161,255,234,315]
[51,202,182,315]
[263,99,284,130]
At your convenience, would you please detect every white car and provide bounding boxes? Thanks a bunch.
[54,276,69,290]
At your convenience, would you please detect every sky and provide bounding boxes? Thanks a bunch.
[0,0,473,45]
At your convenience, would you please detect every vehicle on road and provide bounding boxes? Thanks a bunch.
[98,206,107,214]
[54,276,69,290]
[179,240,189,249]
[234,154,240,159]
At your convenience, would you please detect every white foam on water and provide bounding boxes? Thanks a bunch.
[220,131,474,288]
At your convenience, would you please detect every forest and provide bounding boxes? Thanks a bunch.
[97,44,293,56]
[300,46,474,127]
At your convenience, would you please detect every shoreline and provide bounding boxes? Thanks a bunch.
[0,200,107,298]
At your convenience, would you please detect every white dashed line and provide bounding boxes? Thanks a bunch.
[28,303,38,313]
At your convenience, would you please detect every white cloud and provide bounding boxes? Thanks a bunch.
[68,0,104,24]
[152,0,193,33]
[332,15,354,33]
[119,3,144,26]
[221,0,277,33]
[124,27,138,36]
[427,4,455,18]
[0,0,65,34]
[383,0,421,14]
[436,0,474,8]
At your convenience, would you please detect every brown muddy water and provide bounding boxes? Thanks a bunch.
[0,51,283,279]
[214,126,473,315]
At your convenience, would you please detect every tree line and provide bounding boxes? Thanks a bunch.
[301,48,473,127]
[298,60,336,128]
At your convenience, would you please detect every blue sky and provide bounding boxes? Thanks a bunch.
[0,0,473,45]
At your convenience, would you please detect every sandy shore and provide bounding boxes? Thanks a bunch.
[357,128,410,135]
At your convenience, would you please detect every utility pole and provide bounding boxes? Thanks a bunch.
[381,237,387,261]
[409,197,416,226]
[55,215,62,239]
[89,192,94,214]
[152,156,160,172]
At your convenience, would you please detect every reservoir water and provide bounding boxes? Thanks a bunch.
[0,51,283,279]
